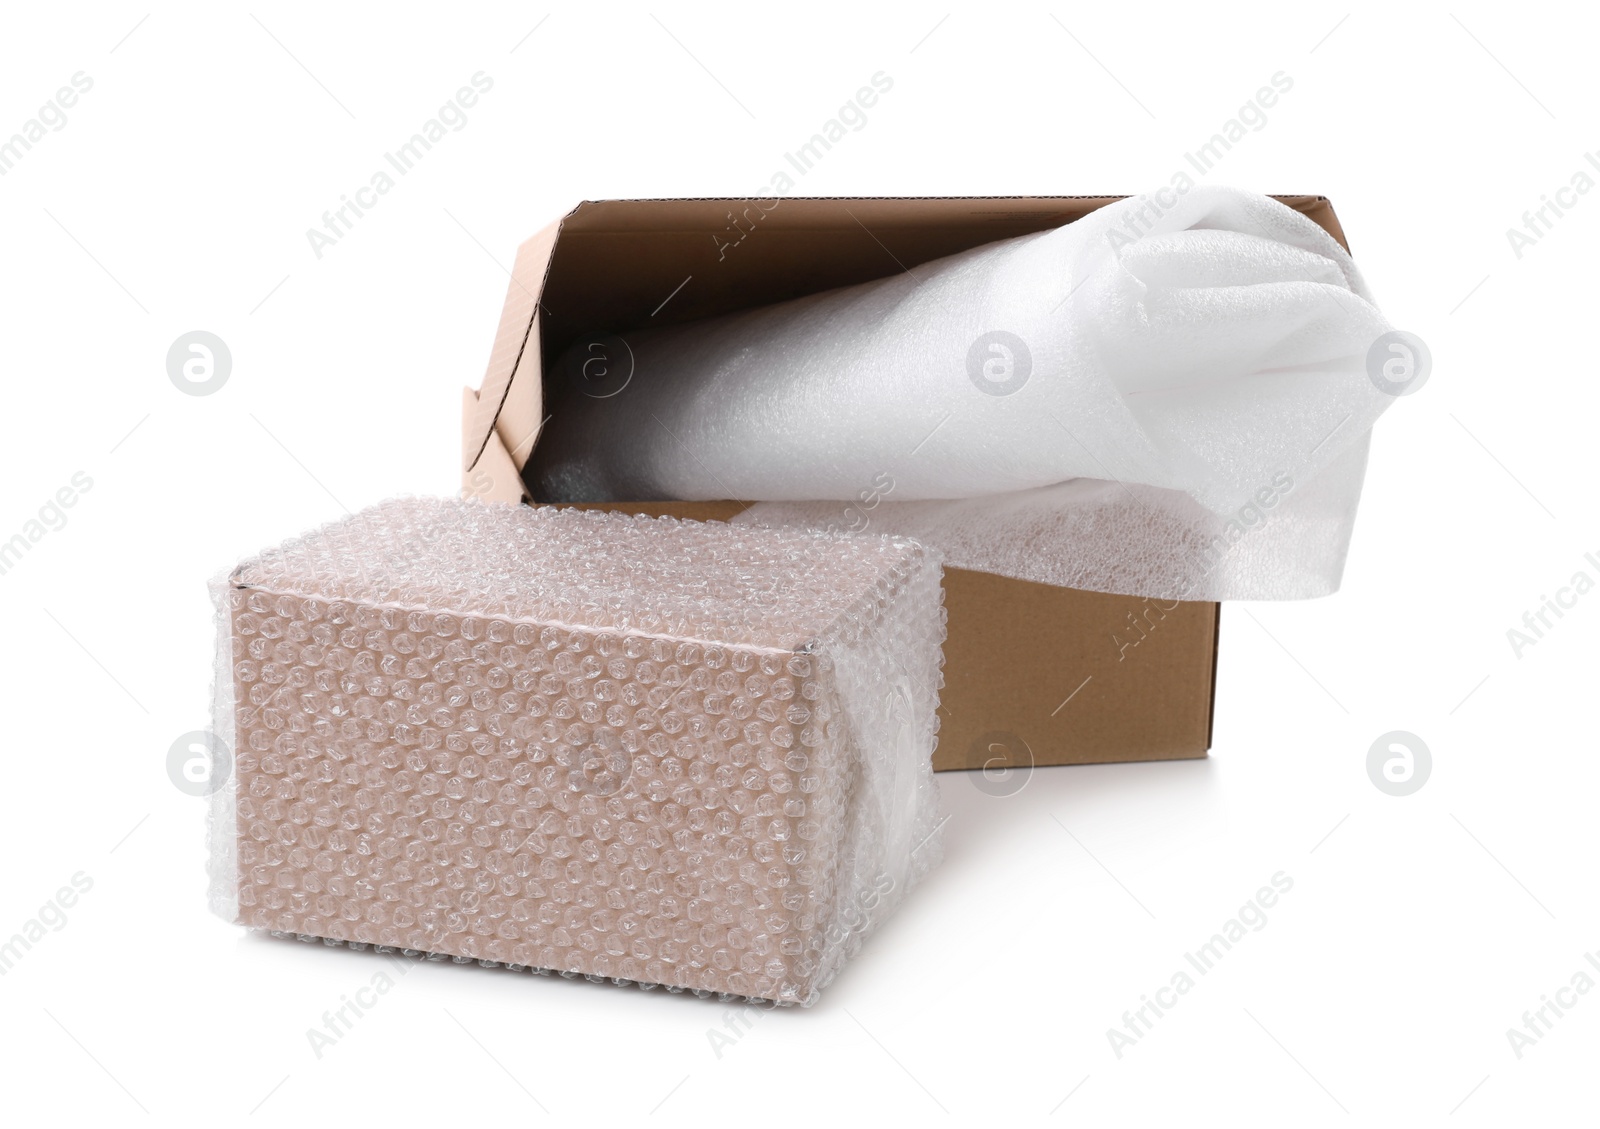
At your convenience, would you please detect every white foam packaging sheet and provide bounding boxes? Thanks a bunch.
[532,186,1399,600]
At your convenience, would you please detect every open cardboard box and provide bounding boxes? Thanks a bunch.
[460,195,1352,772]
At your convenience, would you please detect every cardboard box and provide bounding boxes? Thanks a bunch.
[221,499,945,1001]
[460,195,1352,772]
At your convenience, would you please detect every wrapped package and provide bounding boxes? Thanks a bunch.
[530,186,1398,600]
[207,498,945,1005]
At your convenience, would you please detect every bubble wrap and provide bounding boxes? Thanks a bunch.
[530,186,1396,601]
[207,498,945,1005]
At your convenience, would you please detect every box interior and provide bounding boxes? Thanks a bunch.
[537,195,1348,407]
[462,195,1351,771]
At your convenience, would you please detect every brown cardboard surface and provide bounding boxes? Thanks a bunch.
[934,569,1218,773]
[461,195,1352,769]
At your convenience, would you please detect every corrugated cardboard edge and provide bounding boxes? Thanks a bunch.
[462,212,568,502]
[1207,603,1223,749]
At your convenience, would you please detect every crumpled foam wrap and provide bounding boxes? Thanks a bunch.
[531,186,1396,600]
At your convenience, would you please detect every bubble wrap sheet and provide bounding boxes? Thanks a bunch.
[208,498,945,1005]
[531,186,1397,600]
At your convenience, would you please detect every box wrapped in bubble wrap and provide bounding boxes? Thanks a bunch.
[207,498,945,1005]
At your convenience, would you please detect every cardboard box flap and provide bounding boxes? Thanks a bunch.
[463,215,561,475]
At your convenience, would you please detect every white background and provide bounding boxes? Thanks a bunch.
[1,2,1594,1125]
